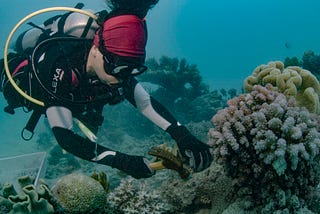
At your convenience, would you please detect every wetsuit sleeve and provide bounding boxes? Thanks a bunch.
[46,106,116,166]
[46,106,155,178]
[123,77,178,130]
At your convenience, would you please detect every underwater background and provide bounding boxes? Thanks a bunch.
[1,0,320,148]
[1,0,320,213]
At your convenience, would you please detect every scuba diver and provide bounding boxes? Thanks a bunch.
[1,0,212,179]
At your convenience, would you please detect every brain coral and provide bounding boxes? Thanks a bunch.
[209,84,320,212]
[243,61,320,113]
[51,173,107,213]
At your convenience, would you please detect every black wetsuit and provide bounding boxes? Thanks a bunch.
[36,38,179,169]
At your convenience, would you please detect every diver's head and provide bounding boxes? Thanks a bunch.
[105,0,159,18]
[90,14,148,80]
[86,45,119,85]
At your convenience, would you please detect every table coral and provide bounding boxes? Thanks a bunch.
[243,61,320,113]
[209,84,320,212]
[51,173,107,213]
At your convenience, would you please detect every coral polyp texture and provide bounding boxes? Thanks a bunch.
[209,84,320,212]
[51,173,107,213]
[243,61,320,113]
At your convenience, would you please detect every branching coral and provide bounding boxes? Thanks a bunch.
[302,50,320,78]
[209,84,320,212]
[107,177,172,214]
[187,90,232,122]
[141,56,209,111]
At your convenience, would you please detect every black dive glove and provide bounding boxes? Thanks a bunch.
[111,152,155,179]
[167,124,213,172]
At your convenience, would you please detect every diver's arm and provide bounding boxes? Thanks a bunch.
[46,106,115,163]
[124,78,178,130]
[124,78,213,172]
[46,106,154,178]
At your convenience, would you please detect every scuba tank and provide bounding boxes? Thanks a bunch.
[14,3,99,54]
[2,3,101,140]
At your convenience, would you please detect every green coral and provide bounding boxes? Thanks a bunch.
[51,173,107,213]
[9,184,54,214]
[0,176,55,214]
[243,61,320,113]
[209,84,320,212]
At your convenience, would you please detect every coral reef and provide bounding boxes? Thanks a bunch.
[91,171,109,192]
[0,176,56,214]
[107,177,172,213]
[283,50,320,79]
[284,56,301,68]
[148,143,191,179]
[45,145,81,183]
[301,50,320,78]
[187,90,229,122]
[143,56,209,101]
[160,163,233,214]
[243,61,320,113]
[51,173,107,213]
[209,84,320,212]
[141,56,209,120]
[8,184,55,214]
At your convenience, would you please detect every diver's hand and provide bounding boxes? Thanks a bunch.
[112,152,155,179]
[167,125,213,172]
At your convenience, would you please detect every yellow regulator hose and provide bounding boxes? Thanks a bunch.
[3,7,98,107]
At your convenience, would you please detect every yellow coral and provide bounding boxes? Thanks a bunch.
[91,171,109,192]
[51,173,107,213]
[244,61,320,113]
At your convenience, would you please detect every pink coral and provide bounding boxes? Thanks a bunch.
[208,84,320,212]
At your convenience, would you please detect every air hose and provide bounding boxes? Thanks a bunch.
[3,7,98,107]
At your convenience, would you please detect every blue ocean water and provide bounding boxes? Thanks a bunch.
[0,1,319,158]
